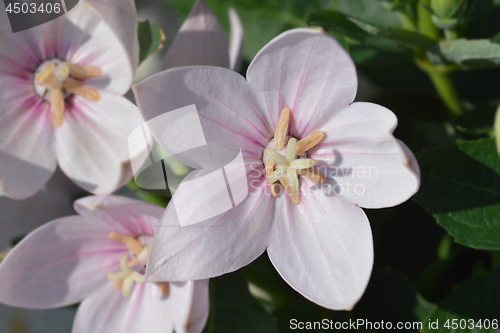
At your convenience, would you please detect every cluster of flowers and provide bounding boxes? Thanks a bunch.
[0,0,420,332]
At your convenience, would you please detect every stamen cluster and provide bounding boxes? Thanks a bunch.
[264,107,326,204]
[34,61,102,127]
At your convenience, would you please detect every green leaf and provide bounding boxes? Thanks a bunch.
[137,20,163,65]
[422,266,500,333]
[306,9,435,51]
[330,0,405,28]
[454,99,500,135]
[427,39,500,68]
[353,268,436,327]
[203,272,278,333]
[414,138,500,250]
[349,17,436,49]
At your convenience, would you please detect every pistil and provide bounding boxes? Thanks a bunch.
[264,107,326,204]
[34,61,101,128]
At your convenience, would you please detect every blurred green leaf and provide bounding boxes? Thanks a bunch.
[460,0,494,36]
[203,272,278,333]
[427,39,500,68]
[307,9,435,51]
[331,0,406,28]
[414,138,500,250]
[454,99,499,135]
[353,268,436,329]
[422,266,500,332]
[137,20,163,65]
[307,9,407,51]
[492,31,500,43]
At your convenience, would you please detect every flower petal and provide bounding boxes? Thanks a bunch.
[0,216,122,308]
[73,280,209,333]
[246,28,357,138]
[170,280,210,333]
[74,195,164,236]
[228,8,244,71]
[85,0,139,73]
[146,179,274,282]
[311,102,420,208]
[0,168,84,248]
[62,2,134,95]
[267,181,374,310]
[133,66,272,168]
[56,92,144,195]
[162,0,229,70]
[0,96,56,199]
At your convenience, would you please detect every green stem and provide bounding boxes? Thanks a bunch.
[416,56,464,116]
[418,0,440,40]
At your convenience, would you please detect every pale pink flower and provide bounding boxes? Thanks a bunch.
[0,195,209,333]
[0,2,143,199]
[134,28,420,310]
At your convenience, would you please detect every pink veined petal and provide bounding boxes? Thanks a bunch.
[56,92,144,195]
[310,102,420,208]
[73,280,208,333]
[0,24,58,199]
[162,0,229,70]
[0,216,123,308]
[0,95,56,199]
[228,8,244,72]
[267,180,374,310]
[146,178,275,282]
[246,28,358,138]
[74,195,164,237]
[85,0,139,73]
[170,280,210,333]
[133,66,273,169]
[60,2,134,95]
[72,283,166,333]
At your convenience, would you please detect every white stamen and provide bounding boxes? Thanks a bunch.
[286,138,297,162]
[289,159,317,169]
[122,276,134,297]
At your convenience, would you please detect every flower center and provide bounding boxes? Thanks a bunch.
[106,232,170,298]
[262,107,326,204]
[33,60,102,128]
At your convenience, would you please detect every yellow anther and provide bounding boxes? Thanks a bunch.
[50,88,65,128]
[127,258,139,267]
[113,280,124,290]
[157,282,170,297]
[67,62,102,80]
[274,107,290,150]
[296,131,324,154]
[264,109,325,205]
[35,63,56,86]
[64,78,100,101]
